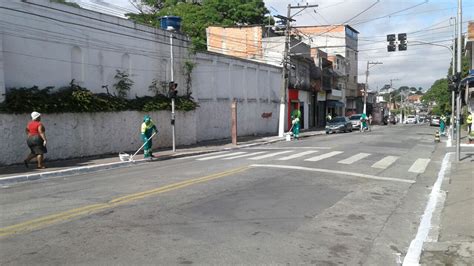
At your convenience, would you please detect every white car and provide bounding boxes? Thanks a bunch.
[349,114,362,129]
[405,115,417,124]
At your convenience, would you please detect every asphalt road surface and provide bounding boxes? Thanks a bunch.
[0,124,447,265]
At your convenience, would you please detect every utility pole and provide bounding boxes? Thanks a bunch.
[277,3,318,137]
[388,78,399,116]
[456,0,462,162]
[364,61,383,114]
[167,26,176,152]
[451,16,456,145]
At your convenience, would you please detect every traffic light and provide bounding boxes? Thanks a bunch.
[448,72,461,92]
[387,34,396,52]
[168,82,178,98]
[398,33,407,51]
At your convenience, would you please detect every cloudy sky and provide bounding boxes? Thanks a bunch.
[79,0,473,91]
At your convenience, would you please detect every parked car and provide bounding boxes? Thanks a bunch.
[349,114,362,129]
[388,115,397,124]
[326,116,353,134]
[382,115,397,125]
[419,115,427,123]
[430,115,440,126]
[405,115,417,124]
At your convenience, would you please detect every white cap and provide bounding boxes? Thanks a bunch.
[31,111,41,120]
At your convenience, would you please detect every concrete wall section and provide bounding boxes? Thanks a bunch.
[0,111,196,166]
[193,53,281,141]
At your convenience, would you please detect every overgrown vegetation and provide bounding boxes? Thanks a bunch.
[0,80,198,114]
[183,60,196,96]
[113,70,134,99]
[126,0,270,51]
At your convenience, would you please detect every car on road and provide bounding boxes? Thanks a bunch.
[405,115,417,124]
[430,115,440,126]
[349,114,362,129]
[418,115,427,123]
[326,116,353,134]
[388,115,397,124]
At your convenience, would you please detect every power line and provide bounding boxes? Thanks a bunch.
[351,0,429,26]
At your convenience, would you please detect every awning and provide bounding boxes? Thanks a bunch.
[460,75,474,87]
[327,100,345,108]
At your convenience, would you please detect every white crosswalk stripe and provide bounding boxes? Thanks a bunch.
[248,150,293,160]
[223,151,267,160]
[197,152,246,161]
[304,151,343,162]
[178,151,228,160]
[371,156,399,169]
[338,153,371,164]
[408,158,431,173]
[277,150,319,161]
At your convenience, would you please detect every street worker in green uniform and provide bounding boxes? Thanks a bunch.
[141,115,158,158]
[440,114,447,136]
[360,113,369,132]
[291,108,301,139]
[467,112,472,134]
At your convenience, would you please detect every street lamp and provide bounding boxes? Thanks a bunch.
[167,26,176,152]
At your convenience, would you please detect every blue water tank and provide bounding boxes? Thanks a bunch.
[160,16,182,32]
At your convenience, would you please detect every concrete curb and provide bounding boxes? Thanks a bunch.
[0,131,324,185]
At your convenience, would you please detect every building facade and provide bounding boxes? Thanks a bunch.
[295,25,359,114]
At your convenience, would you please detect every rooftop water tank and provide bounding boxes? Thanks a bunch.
[160,16,182,32]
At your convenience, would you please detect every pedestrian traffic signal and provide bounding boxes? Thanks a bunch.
[398,33,407,51]
[169,82,178,98]
[387,34,396,52]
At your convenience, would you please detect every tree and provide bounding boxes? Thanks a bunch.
[422,78,451,115]
[126,0,269,51]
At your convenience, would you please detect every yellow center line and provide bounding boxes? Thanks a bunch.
[0,167,248,238]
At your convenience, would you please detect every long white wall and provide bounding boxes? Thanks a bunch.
[0,0,283,165]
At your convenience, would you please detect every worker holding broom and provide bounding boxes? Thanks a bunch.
[141,115,158,159]
[291,106,301,140]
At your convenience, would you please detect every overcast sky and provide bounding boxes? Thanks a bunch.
[81,0,473,91]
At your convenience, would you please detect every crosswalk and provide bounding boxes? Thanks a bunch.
[190,150,431,174]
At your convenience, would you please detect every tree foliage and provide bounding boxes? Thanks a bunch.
[422,78,451,115]
[127,0,269,51]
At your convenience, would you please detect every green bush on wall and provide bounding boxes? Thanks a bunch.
[0,82,199,114]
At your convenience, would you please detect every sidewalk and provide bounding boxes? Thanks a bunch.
[0,128,326,185]
[420,131,474,265]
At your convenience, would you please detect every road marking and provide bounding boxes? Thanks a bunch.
[408,158,431,173]
[338,153,371,164]
[304,151,343,162]
[403,153,451,265]
[277,150,319,160]
[223,151,266,160]
[244,147,332,150]
[250,164,415,184]
[197,152,245,161]
[177,151,228,160]
[248,150,293,160]
[371,156,399,169]
[0,167,248,238]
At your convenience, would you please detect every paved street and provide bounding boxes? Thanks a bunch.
[0,125,458,264]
